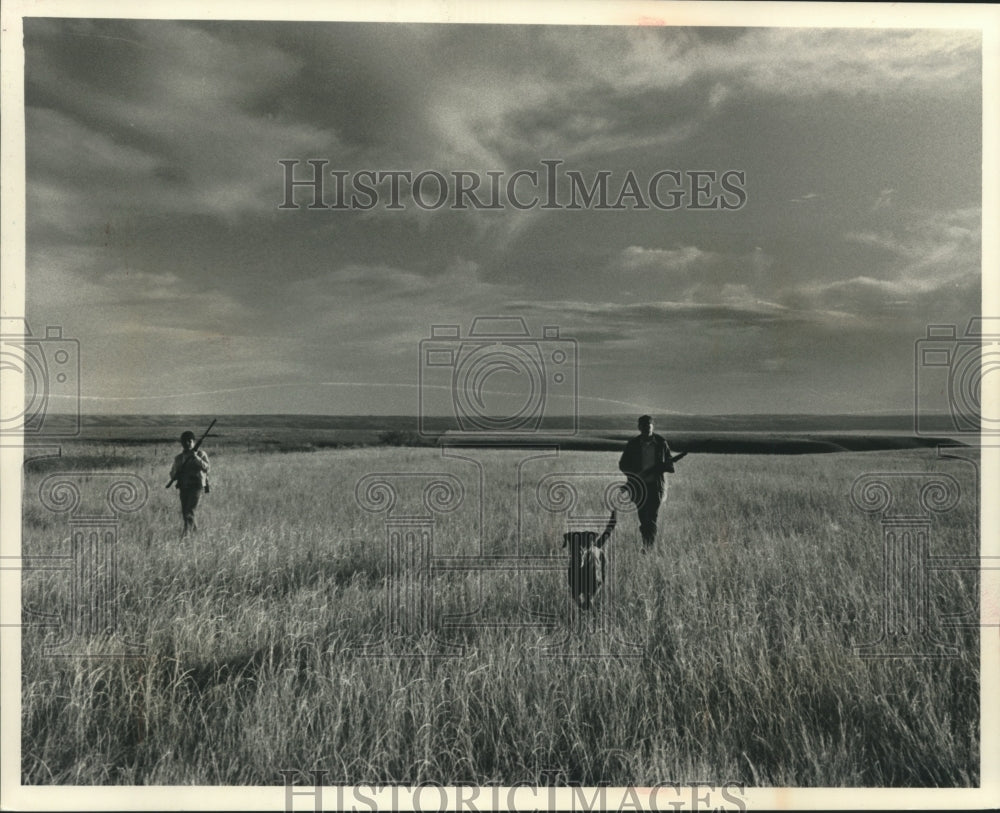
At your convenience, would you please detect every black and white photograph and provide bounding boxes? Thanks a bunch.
[1,1,998,810]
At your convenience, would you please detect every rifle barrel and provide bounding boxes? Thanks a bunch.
[165,418,216,488]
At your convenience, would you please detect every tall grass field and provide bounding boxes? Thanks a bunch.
[20,441,980,786]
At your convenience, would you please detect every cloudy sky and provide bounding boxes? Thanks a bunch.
[23,17,982,417]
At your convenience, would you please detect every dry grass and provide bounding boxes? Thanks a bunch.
[21,443,979,785]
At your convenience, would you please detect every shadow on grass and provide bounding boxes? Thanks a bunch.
[163,641,316,696]
[129,555,385,608]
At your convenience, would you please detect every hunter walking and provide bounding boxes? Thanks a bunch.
[170,428,211,536]
[618,415,686,547]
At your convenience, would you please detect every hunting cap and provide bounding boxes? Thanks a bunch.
[180,430,196,442]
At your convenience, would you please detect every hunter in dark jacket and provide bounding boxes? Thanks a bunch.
[170,430,210,536]
[618,415,686,547]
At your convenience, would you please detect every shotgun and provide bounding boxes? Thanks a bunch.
[640,451,688,479]
[166,418,216,489]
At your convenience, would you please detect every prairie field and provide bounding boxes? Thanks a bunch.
[20,441,980,786]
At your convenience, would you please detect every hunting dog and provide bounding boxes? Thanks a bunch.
[562,510,616,610]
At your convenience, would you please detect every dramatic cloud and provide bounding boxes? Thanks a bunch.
[21,19,983,415]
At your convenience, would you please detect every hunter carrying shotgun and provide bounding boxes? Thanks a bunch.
[618,414,687,548]
[168,419,214,537]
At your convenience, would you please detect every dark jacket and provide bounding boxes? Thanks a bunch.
[618,432,673,491]
[171,449,210,490]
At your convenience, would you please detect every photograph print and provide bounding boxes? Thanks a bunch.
[3,2,997,810]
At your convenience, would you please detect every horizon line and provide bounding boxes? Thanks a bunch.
[37,409,959,419]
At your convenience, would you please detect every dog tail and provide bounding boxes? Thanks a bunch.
[597,509,616,547]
